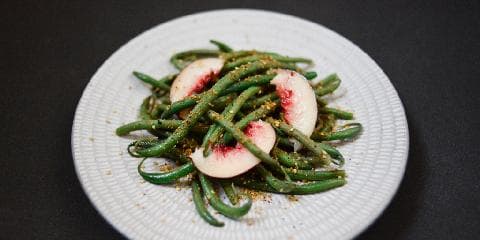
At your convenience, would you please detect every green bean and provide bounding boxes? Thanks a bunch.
[266,118,332,166]
[317,142,344,164]
[170,49,220,70]
[319,107,354,120]
[137,60,291,157]
[199,173,252,219]
[223,100,279,143]
[160,97,198,118]
[160,93,235,119]
[222,55,271,72]
[220,50,257,61]
[234,178,346,195]
[222,74,276,95]
[242,92,278,110]
[210,39,233,53]
[256,165,295,193]
[285,169,345,181]
[207,110,282,169]
[137,158,194,185]
[263,51,312,64]
[129,139,194,165]
[219,180,239,205]
[312,123,362,141]
[304,71,317,80]
[272,147,313,170]
[277,138,343,166]
[133,71,171,91]
[202,87,260,156]
[314,73,339,88]
[223,54,310,72]
[315,74,341,96]
[116,119,209,136]
[192,180,224,227]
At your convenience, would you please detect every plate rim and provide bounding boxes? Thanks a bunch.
[71,8,409,239]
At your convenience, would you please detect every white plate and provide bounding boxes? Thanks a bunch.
[72,9,408,240]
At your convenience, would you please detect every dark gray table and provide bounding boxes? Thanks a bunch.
[1,1,479,239]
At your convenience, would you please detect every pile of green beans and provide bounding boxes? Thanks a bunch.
[116,40,362,227]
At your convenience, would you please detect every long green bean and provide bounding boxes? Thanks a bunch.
[222,74,276,94]
[256,164,295,193]
[234,178,346,195]
[170,49,220,70]
[210,39,233,53]
[219,180,239,205]
[285,169,345,181]
[116,119,209,136]
[192,180,224,227]
[311,123,362,141]
[315,74,341,96]
[319,107,354,120]
[133,71,171,91]
[138,158,194,184]
[223,54,310,73]
[267,118,332,166]
[199,173,252,219]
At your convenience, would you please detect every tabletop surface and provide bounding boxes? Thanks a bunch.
[1,1,479,239]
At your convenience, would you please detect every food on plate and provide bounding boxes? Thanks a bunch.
[116,40,362,226]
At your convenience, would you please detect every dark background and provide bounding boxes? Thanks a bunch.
[1,1,479,239]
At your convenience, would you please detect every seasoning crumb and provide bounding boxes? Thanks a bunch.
[128,86,132,90]
[105,120,111,124]
[88,137,95,142]
[246,218,254,226]
[119,152,123,156]
[105,170,112,175]
[287,195,299,202]
[242,189,272,203]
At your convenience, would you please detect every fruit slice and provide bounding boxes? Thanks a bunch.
[271,69,317,149]
[170,58,224,103]
[191,120,276,178]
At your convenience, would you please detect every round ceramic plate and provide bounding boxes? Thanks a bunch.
[72,9,408,240]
